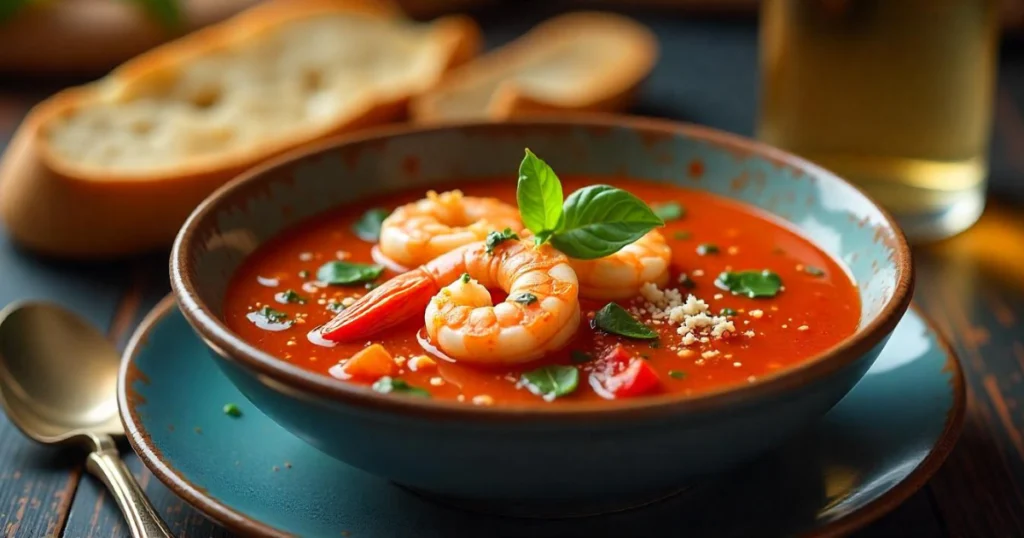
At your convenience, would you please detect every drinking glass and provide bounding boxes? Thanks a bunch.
[758,0,1000,241]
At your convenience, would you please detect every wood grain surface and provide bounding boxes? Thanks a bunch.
[0,4,1022,537]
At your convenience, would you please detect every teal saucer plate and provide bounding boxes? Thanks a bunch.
[119,297,964,538]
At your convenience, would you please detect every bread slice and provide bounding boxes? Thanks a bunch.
[0,0,480,258]
[411,12,657,122]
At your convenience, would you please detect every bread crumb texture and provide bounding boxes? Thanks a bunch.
[47,14,452,174]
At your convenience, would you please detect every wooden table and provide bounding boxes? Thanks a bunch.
[0,5,1023,537]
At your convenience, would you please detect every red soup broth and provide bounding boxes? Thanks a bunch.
[223,178,861,406]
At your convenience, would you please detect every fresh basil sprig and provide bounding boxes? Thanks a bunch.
[517,150,664,260]
[715,270,783,298]
[353,208,389,242]
[593,303,659,340]
[317,261,384,285]
[521,365,579,400]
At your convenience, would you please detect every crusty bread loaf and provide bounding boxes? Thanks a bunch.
[0,0,480,258]
[411,12,657,122]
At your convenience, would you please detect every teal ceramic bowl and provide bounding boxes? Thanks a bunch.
[170,117,912,507]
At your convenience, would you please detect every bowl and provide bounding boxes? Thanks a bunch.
[170,116,912,507]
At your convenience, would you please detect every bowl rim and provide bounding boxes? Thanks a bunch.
[170,114,914,421]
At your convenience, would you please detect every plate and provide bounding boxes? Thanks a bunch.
[119,296,964,537]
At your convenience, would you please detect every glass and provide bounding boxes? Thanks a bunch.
[758,0,1000,242]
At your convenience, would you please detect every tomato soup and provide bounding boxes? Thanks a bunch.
[223,177,860,406]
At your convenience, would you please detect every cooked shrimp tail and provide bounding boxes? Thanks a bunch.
[320,268,439,341]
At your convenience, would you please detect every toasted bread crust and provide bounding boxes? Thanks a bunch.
[0,0,480,257]
[412,12,657,122]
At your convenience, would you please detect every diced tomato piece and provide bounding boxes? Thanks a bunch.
[604,359,661,398]
[338,344,396,381]
[602,344,633,369]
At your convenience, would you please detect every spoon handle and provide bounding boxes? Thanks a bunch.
[86,441,174,538]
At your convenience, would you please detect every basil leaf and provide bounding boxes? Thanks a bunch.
[353,208,389,242]
[130,0,183,29]
[521,365,579,399]
[668,370,687,380]
[593,303,658,340]
[517,149,565,236]
[372,377,431,398]
[275,289,307,304]
[485,228,519,254]
[715,270,783,298]
[317,261,383,285]
[651,201,685,221]
[697,243,719,255]
[549,185,664,260]
[257,306,289,323]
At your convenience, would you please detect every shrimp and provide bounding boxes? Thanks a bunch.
[321,239,580,365]
[569,230,672,300]
[376,190,522,269]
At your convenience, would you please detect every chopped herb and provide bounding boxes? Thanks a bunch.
[649,340,661,349]
[326,300,344,313]
[668,370,687,380]
[594,303,659,340]
[715,270,784,298]
[364,282,377,290]
[371,377,431,398]
[805,265,826,277]
[521,365,579,399]
[640,353,651,360]
[697,243,719,255]
[317,261,383,285]
[571,350,594,364]
[673,231,692,240]
[485,227,520,254]
[353,208,390,242]
[512,292,538,305]
[223,403,242,417]
[678,274,696,289]
[298,270,310,279]
[277,289,307,304]
[720,308,737,316]
[651,201,685,221]
[257,306,289,323]
[460,272,471,284]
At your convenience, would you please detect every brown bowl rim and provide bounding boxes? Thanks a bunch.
[170,114,914,421]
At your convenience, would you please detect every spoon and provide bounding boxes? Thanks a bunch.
[0,301,173,538]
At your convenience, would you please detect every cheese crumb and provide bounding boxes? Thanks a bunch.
[472,395,494,406]
[701,350,720,359]
[749,309,764,319]
[797,325,809,331]
[429,377,444,386]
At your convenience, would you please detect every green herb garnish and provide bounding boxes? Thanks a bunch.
[223,403,242,417]
[278,289,307,304]
[298,270,310,279]
[715,270,784,298]
[720,307,737,316]
[460,272,471,284]
[673,231,692,240]
[485,228,520,254]
[316,261,384,285]
[353,208,390,242]
[516,150,663,260]
[521,365,579,399]
[257,306,289,324]
[326,300,345,313]
[371,377,431,398]
[651,201,685,221]
[668,370,687,380]
[517,149,564,243]
[364,282,377,290]
[805,265,826,277]
[697,243,719,255]
[678,274,696,289]
[593,303,659,340]
[649,340,661,349]
[570,350,594,364]
[512,292,538,305]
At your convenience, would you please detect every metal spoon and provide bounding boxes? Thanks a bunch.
[0,301,173,538]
